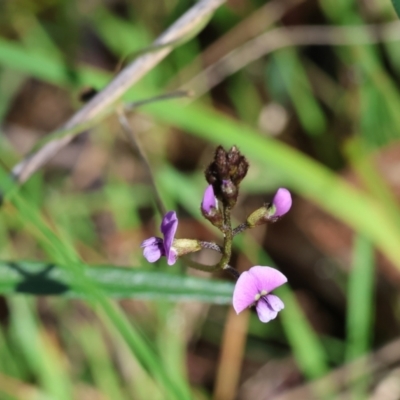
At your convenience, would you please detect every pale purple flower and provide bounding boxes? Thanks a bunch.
[201,185,217,214]
[141,211,178,265]
[233,266,287,323]
[272,188,292,217]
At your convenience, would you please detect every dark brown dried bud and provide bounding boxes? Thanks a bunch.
[204,145,249,208]
[232,155,249,185]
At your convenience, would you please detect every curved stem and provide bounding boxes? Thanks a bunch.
[225,265,240,279]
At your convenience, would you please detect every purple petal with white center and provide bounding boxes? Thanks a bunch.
[272,188,292,217]
[160,211,178,258]
[141,237,164,263]
[201,185,217,214]
[256,299,278,323]
[248,266,287,293]
[232,270,259,314]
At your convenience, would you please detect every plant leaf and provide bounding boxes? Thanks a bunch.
[0,260,234,303]
[392,0,400,18]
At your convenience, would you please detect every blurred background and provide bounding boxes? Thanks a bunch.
[1,0,400,399]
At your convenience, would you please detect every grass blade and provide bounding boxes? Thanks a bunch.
[345,234,374,398]
[0,260,234,303]
[391,0,400,18]
[0,167,190,399]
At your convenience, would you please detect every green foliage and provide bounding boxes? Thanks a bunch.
[0,260,234,303]
[1,0,400,398]
[345,234,375,398]
[392,0,400,18]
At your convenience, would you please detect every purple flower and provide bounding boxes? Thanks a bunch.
[272,188,292,217]
[233,266,287,323]
[141,211,178,265]
[201,185,218,215]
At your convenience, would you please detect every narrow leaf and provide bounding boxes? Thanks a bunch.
[392,0,400,18]
[0,260,234,303]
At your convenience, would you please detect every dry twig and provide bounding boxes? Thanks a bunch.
[270,337,400,400]
[171,0,304,85]
[184,21,400,97]
[10,0,226,186]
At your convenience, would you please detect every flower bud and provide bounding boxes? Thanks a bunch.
[201,185,217,214]
[269,188,292,217]
[201,185,223,228]
[246,188,292,226]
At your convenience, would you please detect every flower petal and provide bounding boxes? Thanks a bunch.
[166,248,178,266]
[161,211,178,257]
[141,237,162,248]
[248,266,287,293]
[265,294,284,312]
[201,185,217,214]
[142,238,165,263]
[232,271,259,314]
[272,188,292,217]
[256,299,278,323]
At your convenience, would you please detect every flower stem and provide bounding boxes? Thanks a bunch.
[225,265,240,279]
[199,241,223,253]
[232,222,250,236]
[218,206,233,270]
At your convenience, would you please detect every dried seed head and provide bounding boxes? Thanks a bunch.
[204,146,249,208]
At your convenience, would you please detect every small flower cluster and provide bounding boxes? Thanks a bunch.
[141,146,292,323]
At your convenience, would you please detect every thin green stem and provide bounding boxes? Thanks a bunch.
[117,109,166,216]
[218,206,233,270]
[125,90,192,111]
[232,222,250,236]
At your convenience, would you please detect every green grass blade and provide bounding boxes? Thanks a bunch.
[155,303,193,400]
[345,234,374,398]
[271,49,327,137]
[391,0,400,18]
[91,7,151,57]
[76,325,128,400]
[0,38,75,87]
[0,260,234,303]
[8,298,72,400]
[0,69,26,123]
[0,168,190,399]
[0,326,28,380]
